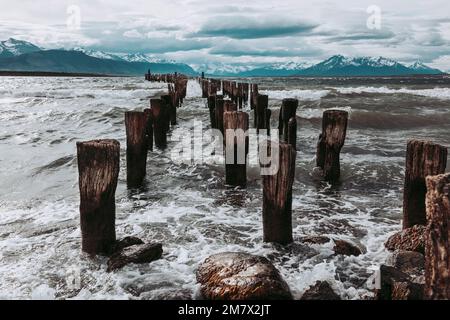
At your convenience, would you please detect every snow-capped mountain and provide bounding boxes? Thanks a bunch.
[408,61,443,74]
[73,48,176,64]
[0,38,41,58]
[297,55,443,76]
[72,48,124,61]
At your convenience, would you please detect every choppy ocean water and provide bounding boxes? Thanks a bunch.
[0,75,450,300]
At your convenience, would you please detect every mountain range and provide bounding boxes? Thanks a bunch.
[0,38,446,77]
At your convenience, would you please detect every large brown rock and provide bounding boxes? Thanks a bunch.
[387,250,424,279]
[300,281,341,300]
[385,225,426,254]
[333,240,363,256]
[375,265,423,300]
[107,243,163,272]
[196,252,292,300]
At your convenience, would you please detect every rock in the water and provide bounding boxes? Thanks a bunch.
[196,252,292,300]
[376,265,424,300]
[385,225,426,254]
[107,243,163,272]
[300,236,331,245]
[109,236,144,255]
[333,240,362,256]
[387,250,424,278]
[300,281,341,300]
[392,281,424,300]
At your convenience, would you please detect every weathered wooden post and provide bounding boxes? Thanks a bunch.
[208,95,216,129]
[255,94,269,133]
[403,140,447,229]
[143,109,153,152]
[316,110,348,183]
[125,111,149,188]
[224,100,237,112]
[262,142,296,245]
[151,98,168,149]
[279,99,298,142]
[162,94,176,126]
[251,84,259,109]
[223,111,249,187]
[215,97,225,135]
[288,118,297,151]
[425,173,450,299]
[77,139,120,256]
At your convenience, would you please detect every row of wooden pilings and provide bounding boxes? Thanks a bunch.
[75,73,450,299]
[76,73,188,256]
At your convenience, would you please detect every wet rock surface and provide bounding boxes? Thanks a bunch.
[333,240,363,256]
[375,265,424,300]
[196,252,292,300]
[299,236,331,245]
[387,250,424,278]
[109,236,144,255]
[107,243,163,272]
[300,281,341,300]
[385,225,426,254]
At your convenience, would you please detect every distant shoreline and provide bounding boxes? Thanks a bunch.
[0,71,123,77]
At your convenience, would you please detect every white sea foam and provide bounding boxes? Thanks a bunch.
[260,89,330,101]
[335,86,450,99]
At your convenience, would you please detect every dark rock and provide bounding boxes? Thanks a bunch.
[196,252,292,300]
[333,239,363,256]
[392,281,424,300]
[109,236,144,255]
[388,250,424,278]
[385,225,426,254]
[300,236,331,245]
[375,265,410,300]
[107,243,163,272]
[300,281,341,300]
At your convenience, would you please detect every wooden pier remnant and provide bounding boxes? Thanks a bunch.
[262,142,296,245]
[143,108,153,152]
[279,99,298,142]
[251,84,259,109]
[425,173,450,300]
[215,97,225,135]
[287,117,297,151]
[125,111,149,188]
[77,139,120,256]
[223,111,249,187]
[151,98,168,149]
[403,140,447,229]
[255,94,270,133]
[316,110,349,183]
[208,95,217,129]
[162,94,176,127]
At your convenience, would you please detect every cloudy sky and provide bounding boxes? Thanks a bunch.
[0,0,449,70]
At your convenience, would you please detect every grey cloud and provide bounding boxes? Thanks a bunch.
[190,15,318,39]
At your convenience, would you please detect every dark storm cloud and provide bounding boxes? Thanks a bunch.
[190,15,318,39]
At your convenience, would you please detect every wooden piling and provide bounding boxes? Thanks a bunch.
[151,98,168,149]
[125,111,149,188]
[316,110,348,183]
[262,142,296,245]
[208,95,217,129]
[77,139,120,256]
[280,99,298,142]
[143,109,153,152]
[425,173,450,299]
[224,100,237,112]
[215,97,225,135]
[255,94,269,133]
[288,118,297,151]
[403,140,447,229]
[223,111,249,187]
[162,94,176,126]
